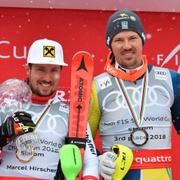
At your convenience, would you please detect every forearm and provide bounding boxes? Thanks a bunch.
[83,124,99,179]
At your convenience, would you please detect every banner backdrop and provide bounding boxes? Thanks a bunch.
[0,7,180,179]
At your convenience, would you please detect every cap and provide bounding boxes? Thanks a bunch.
[106,9,146,48]
[27,38,68,66]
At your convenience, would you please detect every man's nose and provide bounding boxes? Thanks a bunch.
[123,40,131,50]
[43,72,52,82]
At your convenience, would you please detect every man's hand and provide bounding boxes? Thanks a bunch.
[98,152,117,180]
[0,111,35,147]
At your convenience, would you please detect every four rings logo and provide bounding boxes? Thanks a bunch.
[102,86,171,112]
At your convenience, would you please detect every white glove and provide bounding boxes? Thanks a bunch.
[98,152,117,180]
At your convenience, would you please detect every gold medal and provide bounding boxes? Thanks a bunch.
[16,145,35,163]
[15,100,54,163]
[15,132,40,163]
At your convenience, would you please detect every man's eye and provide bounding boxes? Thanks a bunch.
[36,69,44,73]
[51,69,59,73]
[131,36,138,40]
[114,39,123,42]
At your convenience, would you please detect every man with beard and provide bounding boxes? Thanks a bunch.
[89,9,180,180]
[0,38,99,179]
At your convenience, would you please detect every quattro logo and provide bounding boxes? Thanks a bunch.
[43,46,55,58]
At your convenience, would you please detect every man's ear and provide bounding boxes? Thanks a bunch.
[24,64,30,75]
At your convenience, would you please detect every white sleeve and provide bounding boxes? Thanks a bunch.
[82,123,99,179]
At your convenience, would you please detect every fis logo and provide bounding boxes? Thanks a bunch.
[157,44,180,72]
[98,76,112,90]
[43,46,55,58]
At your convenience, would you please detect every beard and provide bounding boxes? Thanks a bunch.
[28,79,55,97]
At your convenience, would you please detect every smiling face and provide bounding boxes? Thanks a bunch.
[27,64,61,97]
[111,31,143,69]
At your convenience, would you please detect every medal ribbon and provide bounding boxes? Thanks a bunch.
[117,70,148,127]
[34,99,54,131]
[16,98,54,163]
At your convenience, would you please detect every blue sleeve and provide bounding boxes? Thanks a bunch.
[170,70,180,134]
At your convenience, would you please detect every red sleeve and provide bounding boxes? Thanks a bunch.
[82,175,98,180]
